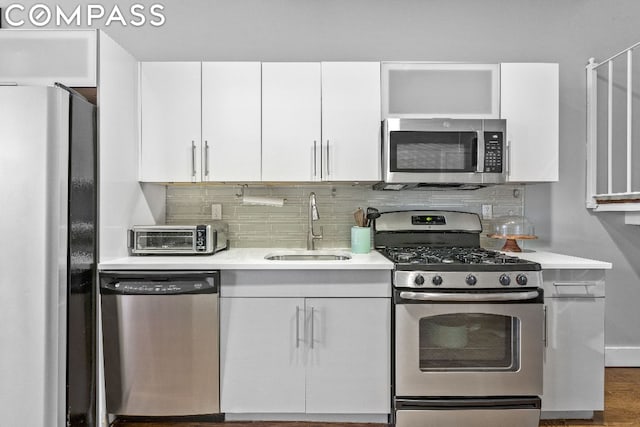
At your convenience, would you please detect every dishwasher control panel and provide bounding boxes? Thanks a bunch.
[99,271,219,295]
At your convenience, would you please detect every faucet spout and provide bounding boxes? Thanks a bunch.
[307,192,323,250]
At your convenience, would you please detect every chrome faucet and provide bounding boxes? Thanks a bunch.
[307,192,323,250]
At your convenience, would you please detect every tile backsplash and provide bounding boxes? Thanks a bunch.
[166,183,525,250]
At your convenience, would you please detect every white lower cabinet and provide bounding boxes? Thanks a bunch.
[220,296,390,414]
[220,297,306,413]
[541,270,605,417]
[305,298,390,413]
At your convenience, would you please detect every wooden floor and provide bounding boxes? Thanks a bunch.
[112,368,640,427]
[540,368,640,426]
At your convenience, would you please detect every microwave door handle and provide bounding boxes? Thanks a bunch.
[476,131,484,173]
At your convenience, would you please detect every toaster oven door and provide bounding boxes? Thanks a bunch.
[130,229,197,254]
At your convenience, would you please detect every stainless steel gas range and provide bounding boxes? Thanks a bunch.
[375,210,544,427]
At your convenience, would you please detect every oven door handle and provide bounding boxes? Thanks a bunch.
[399,290,540,302]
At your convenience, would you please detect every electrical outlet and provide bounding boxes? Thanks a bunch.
[482,204,493,220]
[211,203,222,220]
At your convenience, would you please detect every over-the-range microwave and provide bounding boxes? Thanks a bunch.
[376,118,507,190]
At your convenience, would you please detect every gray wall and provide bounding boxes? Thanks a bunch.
[36,0,640,357]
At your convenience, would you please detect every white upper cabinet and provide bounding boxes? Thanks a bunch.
[321,62,381,181]
[0,30,97,86]
[140,61,262,182]
[139,62,201,182]
[501,63,559,182]
[262,62,381,182]
[202,62,262,181]
[382,63,500,119]
[262,62,322,181]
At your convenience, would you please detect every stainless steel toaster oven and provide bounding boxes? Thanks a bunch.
[128,224,227,255]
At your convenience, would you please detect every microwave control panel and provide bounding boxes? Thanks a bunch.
[483,132,503,173]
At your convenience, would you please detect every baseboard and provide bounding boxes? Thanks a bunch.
[224,413,389,423]
[605,346,640,366]
[540,411,594,420]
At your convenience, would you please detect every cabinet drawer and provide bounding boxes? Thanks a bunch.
[220,270,391,297]
[542,270,605,298]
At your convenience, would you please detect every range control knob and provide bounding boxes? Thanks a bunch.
[499,274,511,286]
[432,275,443,286]
[516,274,528,286]
[414,275,425,286]
[465,274,478,286]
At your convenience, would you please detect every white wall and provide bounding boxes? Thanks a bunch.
[32,0,640,362]
[98,31,165,261]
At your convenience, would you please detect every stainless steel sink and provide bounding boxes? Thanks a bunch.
[264,251,352,261]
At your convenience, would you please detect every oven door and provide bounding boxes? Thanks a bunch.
[394,289,543,397]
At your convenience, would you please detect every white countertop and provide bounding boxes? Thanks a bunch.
[98,248,611,271]
[98,248,394,271]
[504,250,612,270]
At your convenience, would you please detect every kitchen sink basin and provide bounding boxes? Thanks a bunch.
[264,251,352,261]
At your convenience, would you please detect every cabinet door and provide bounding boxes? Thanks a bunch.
[382,63,500,119]
[321,62,381,181]
[202,62,261,181]
[220,297,306,413]
[140,62,201,182]
[262,63,321,181]
[305,298,390,413]
[542,297,605,412]
[0,30,96,86]
[501,63,559,182]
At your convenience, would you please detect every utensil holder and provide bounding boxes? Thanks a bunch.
[351,226,371,254]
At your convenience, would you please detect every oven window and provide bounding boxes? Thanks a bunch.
[390,131,478,172]
[419,313,519,372]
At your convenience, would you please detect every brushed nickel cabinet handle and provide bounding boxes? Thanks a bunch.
[506,140,511,177]
[191,141,197,182]
[326,140,330,177]
[204,140,210,179]
[310,306,315,349]
[295,305,300,348]
[313,140,317,178]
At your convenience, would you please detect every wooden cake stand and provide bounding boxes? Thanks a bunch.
[488,234,538,252]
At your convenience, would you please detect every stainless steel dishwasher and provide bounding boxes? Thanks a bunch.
[100,270,219,416]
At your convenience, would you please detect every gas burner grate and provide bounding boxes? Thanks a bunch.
[380,246,527,266]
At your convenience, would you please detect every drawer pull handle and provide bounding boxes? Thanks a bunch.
[553,281,599,287]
